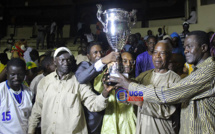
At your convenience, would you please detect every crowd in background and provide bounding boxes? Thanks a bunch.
[0,19,215,134]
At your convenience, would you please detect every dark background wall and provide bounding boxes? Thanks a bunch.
[0,0,186,38]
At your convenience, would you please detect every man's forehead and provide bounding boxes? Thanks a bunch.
[122,53,133,60]
[184,35,197,44]
[8,66,25,72]
[90,45,102,52]
[155,42,167,49]
[57,53,71,59]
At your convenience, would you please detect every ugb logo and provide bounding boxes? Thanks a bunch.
[116,88,143,102]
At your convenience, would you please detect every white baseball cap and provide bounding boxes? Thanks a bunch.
[53,47,72,58]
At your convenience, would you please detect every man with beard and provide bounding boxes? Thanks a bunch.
[110,31,215,133]
[75,42,119,134]
[28,47,113,134]
[0,58,33,134]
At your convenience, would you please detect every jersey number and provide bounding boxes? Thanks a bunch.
[2,111,11,121]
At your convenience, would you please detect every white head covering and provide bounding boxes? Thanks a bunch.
[53,47,72,58]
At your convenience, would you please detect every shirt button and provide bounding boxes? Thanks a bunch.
[55,112,56,114]
[53,122,55,124]
[56,102,58,103]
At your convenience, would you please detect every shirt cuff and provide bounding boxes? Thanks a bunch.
[128,82,140,91]
[94,59,106,72]
[28,127,35,134]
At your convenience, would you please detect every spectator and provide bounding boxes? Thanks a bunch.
[29,49,39,66]
[0,48,9,73]
[144,30,153,41]
[25,62,38,86]
[36,25,46,49]
[30,56,55,96]
[135,36,157,77]
[123,34,137,52]
[50,20,57,48]
[57,21,64,41]
[168,53,186,78]
[179,22,190,45]
[156,26,166,41]
[135,33,145,51]
[209,32,215,57]
[170,32,184,55]
[75,42,89,65]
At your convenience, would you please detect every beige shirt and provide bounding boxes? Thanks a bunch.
[129,57,215,134]
[28,71,108,134]
[135,70,181,134]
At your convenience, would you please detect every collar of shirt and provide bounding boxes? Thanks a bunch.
[193,57,213,72]
[6,80,23,92]
[54,70,74,81]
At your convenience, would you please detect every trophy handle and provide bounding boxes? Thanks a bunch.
[96,4,107,32]
[129,9,137,27]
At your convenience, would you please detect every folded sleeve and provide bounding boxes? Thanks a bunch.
[79,83,108,112]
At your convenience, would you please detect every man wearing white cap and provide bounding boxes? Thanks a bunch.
[28,47,112,134]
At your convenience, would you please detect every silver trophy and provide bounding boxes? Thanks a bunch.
[97,4,137,52]
[96,4,136,83]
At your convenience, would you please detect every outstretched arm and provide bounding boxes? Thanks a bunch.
[110,60,215,104]
[75,52,119,84]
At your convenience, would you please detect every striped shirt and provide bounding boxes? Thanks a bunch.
[129,57,215,134]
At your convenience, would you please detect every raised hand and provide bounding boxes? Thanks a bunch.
[101,51,120,64]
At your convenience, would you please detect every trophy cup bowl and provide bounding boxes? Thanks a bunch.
[97,4,137,85]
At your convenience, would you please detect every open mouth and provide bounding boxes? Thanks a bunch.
[12,81,21,85]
